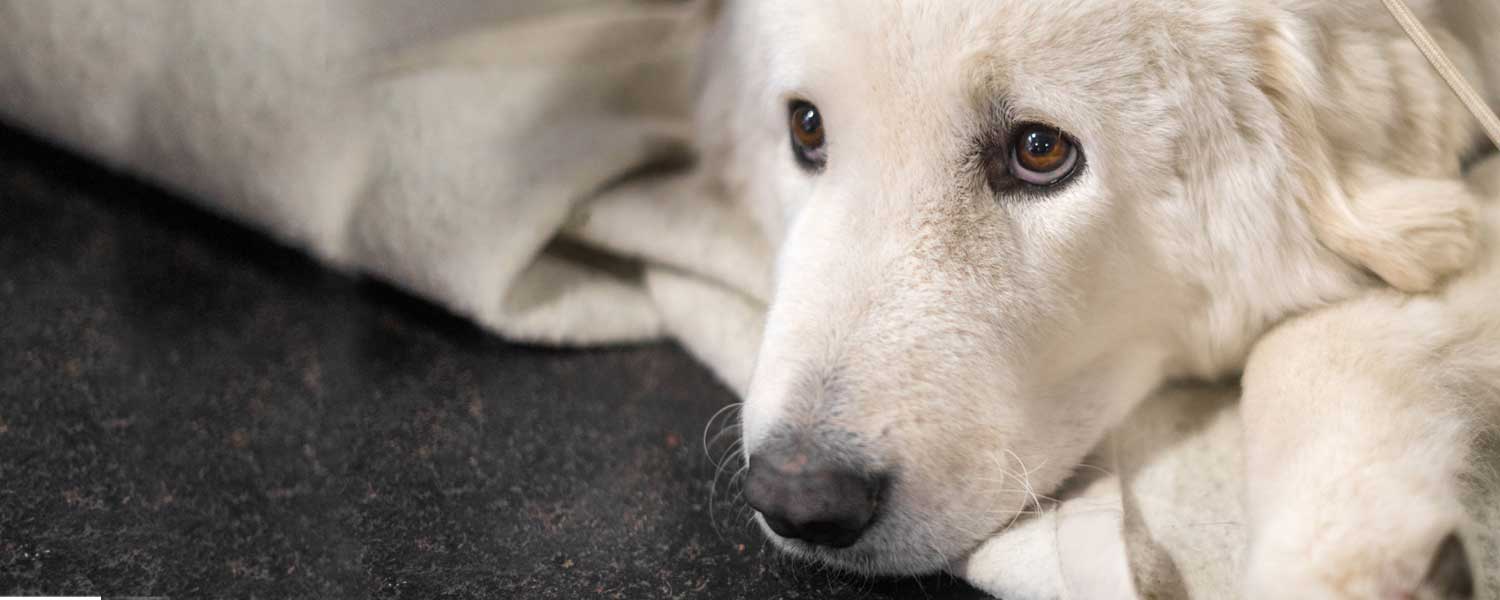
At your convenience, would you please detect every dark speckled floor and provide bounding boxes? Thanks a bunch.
[0,125,989,599]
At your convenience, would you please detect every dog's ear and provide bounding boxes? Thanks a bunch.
[1254,19,1479,293]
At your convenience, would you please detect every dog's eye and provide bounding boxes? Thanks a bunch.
[1008,124,1079,186]
[788,100,827,171]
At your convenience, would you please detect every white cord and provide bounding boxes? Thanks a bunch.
[1381,0,1500,148]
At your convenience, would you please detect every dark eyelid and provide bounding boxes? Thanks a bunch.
[979,122,1085,197]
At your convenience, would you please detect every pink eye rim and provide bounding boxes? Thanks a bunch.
[1005,123,1082,187]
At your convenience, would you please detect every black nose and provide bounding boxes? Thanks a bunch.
[743,448,884,548]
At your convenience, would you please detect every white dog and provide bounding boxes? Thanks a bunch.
[695,0,1500,597]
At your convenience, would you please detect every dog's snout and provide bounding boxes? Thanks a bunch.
[744,447,884,549]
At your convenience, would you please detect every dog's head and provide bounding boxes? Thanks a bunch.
[696,0,1476,574]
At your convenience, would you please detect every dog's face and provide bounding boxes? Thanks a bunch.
[701,0,1368,574]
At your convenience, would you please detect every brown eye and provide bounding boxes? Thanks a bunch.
[788,100,827,171]
[1008,124,1079,186]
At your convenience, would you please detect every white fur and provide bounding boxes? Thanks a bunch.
[700,0,1500,594]
[1,1,1494,596]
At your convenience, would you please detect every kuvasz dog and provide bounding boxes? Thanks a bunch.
[696,0,1500,596]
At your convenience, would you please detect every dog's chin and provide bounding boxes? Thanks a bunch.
[754,516,966,576]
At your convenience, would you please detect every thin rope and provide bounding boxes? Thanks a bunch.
[1381,0,1500,148]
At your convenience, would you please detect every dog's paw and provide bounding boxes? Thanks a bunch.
[1247,520,1474,600]
[1331,177,1480,293]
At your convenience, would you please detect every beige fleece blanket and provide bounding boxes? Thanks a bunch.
[1,2,1494,598]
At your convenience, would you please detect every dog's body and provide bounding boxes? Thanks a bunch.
[697,0,1500,596]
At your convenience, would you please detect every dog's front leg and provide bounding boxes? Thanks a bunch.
[1240,293,1479,599]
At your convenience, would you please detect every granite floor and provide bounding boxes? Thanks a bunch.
[0,124,990,599]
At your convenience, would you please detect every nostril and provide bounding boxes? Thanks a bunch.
[744,451,885,549]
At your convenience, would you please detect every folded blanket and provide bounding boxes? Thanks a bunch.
[2,2,1494,598]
